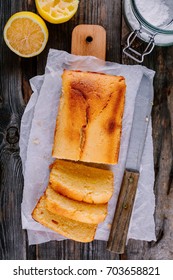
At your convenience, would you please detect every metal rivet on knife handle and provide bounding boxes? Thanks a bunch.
[107,170,139,254]
[128,176,134,183]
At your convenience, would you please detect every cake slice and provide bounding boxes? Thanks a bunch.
[49,159,114,204]
[45,185,108,224]
[32,195,97,243]
[52,70,126,164]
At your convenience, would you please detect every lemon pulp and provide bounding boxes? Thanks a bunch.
[3,11,48,57]
[35,0,79,24]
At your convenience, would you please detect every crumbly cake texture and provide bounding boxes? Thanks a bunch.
[32,195,97,243]
[45,185,108,224]
[52,70,126,164]
[49,159,114,204]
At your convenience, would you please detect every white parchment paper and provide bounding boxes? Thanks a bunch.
[20,49,156,245]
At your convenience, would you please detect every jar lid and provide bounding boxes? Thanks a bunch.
[132,0,173,33]
[123,0,173,62]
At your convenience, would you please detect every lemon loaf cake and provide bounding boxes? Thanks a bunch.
[49,159,114,204]
[32,195,97,243]
[52,70,126,164]
[45,185,108,224]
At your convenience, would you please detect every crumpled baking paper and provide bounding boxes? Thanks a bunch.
[20,49,156,245]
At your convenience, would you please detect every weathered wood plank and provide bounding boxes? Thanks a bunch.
[0,0,37,260]
[0,2,23,259]
[121,17,173,260]
[35,240,118,260]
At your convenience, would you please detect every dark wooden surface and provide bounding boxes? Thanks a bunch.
[0,0,173,260]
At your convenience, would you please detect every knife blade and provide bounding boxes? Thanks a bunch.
[107,74,154,254]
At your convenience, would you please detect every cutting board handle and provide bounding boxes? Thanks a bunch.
[71,24,106,60]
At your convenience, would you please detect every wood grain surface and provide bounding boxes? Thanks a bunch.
[0,0,173,260]
[107,170,140,254]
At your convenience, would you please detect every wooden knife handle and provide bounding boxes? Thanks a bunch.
[107,170,139,254]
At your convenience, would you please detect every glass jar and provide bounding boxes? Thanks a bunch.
[123,0,173,62]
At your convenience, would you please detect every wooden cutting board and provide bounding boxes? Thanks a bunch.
[71,25,130,254]
[71,24,106,60]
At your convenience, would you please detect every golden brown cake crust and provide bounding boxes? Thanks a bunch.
[52,70,126,164]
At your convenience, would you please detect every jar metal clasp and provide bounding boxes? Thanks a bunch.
[123,25,155,63]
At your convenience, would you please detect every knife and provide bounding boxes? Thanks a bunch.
[107,74,154,254]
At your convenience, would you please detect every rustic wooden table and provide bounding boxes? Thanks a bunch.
[0,0,173,260]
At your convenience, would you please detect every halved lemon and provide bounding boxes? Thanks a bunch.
[3,11,49,58]
[35,0,79,24]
